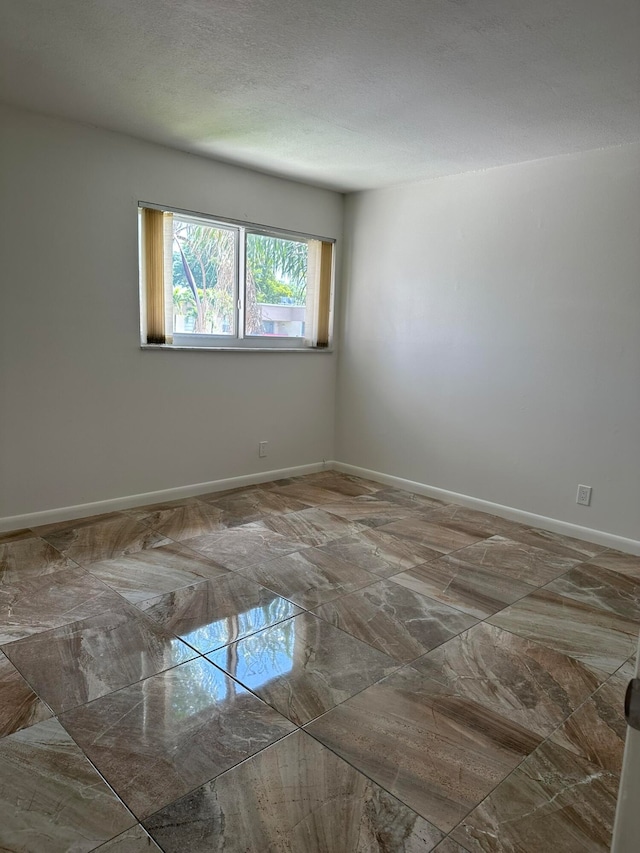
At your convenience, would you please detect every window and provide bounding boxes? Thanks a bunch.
[139,205,334,350]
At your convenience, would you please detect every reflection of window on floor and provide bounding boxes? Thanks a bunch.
[161,598,297,721]
[179,597,297,655]
[168,658,244,721]
[221,617,296,690]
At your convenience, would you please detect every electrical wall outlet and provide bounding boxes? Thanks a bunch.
[258,441,268,458]
[576,484,592,506]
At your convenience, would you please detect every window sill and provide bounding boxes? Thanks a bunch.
[141,344,334,353]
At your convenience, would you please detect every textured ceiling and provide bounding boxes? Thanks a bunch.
[1,0,639,190]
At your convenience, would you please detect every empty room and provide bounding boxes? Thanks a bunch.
[1,1,639,851]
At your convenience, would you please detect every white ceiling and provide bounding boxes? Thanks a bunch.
[1,0,639,190]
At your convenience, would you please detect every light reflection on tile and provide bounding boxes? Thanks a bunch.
[59,658,295,820]
[207,611,397,725]
[0,718,135,852]
[137,573,302,653]
[4,606,198,713]
[143,730,444,853]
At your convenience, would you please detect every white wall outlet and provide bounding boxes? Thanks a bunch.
[258,441,268,458]
[576,484,592,506]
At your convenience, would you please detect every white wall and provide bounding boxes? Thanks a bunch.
[0,106,342,518]
[336,144,640,541]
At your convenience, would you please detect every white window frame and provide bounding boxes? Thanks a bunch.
[139,202,335,352]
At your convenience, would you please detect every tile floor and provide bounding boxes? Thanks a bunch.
[0,471,637,852]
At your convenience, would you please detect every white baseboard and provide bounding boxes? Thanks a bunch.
[0,462,328,533]
[334,461,640,557]
[4,458,639,557]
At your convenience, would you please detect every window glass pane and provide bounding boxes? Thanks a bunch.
[245,233,308,337]
[172,218,236,335]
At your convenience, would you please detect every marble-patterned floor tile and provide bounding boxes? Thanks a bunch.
[91,825,162,851]
[451,741,619,853]
[239,547,376,608]
[377,517,486,556]
[450,535,580,585]
[586,548,640,580]
[317,530,440,579]
[390,554,535,619]
[214,487,311,515]
[137,573,302,653]
[508,526,607,561]
[306,664,542,833]
[545,561,640,622]
[432,841,472,853]
[0,528,34,543]
[4,605,197,713]
[360,525,446,567]
[270,481,350,506]
[432,840,472,853]
[86,542,228,604]
[207,611,397,725]
[615,652,637,680]
[259,507,366,546]
[313,580,476,663]
[37,514,171,566]
[374,487,448,512]
[489,587,638,673]
[59,658,295,820]
[301,471,383,497]
[180,523,303,571]
[195,483,264,501]
[34,511,124,535]
[0,718,135,852]
[0,649,52,737]
[414,623,605,738]
[125,499,227,540]
[424,505,527,539]
[548,673,628,774]
[1,535,78,585]
[143,729,444,853]
[322,496,419,527]
[0,566,126,644]
[203,488,311,528]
